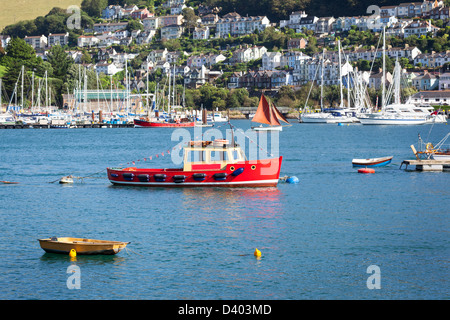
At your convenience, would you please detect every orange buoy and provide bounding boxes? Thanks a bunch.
[358,168,375,174]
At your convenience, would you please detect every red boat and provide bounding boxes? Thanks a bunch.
[134,118,195,128]
[107,139,282,187]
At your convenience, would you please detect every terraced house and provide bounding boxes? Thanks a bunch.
[215,12,270,38]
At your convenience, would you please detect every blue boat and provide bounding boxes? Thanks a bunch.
[352,156,393,168]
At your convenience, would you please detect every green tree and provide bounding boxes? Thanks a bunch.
[127,20,144,32]
[47,45,74,80]
[182,7,199,36]
[81,0,108,17]
[1,37,39,69]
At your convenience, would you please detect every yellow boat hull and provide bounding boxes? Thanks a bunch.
[38,237,130,255]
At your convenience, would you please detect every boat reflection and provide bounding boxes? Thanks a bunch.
[181,187,283,219]
[39,252,127,266]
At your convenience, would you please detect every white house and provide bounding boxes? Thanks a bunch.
[380,6,398,23]
[280,11,307,29]
[143,17,159,30]
[147,48,168,63]
[112,29,130,39]
[193,26,210,40]
[261,52,282,70]
[284,51,311,70]
[315,17,335,34]
[77,35,100,48]
[216,13,270,38]
[408,90,450,105]
[439,73,450,90]
[48,32,69,47]
[403,20,439,37]
[230,46,267,64]
[93,22,128,33]
[187,53,226,68]
[297,16,319,33]
[161,25,184,40]
[24,35,47,49]
[95,62,122,75]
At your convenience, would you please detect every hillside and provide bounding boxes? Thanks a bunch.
[1,0,409,33]
[205,0,405,21]
[0,0,82,32]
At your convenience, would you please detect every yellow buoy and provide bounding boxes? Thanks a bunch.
[69,249,77,258]
[254,248,261,257]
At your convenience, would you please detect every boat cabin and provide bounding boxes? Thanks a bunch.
[183,139,246,171]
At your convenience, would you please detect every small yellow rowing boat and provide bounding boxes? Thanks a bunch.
[38,237,130,255]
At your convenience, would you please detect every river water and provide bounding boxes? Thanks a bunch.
[0,120,448,300]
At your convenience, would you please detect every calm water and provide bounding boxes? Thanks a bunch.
[0,120,448,300]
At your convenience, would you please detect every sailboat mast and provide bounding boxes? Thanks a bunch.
[146,58,149,113]
[346,57,350,109]
[97,72,100,111]
[338,40,343,108]
[394,59,400,104]
[31,72,34,111]
[168,68,171,113]
[382,26,386,110]
[321,49,324,111]
[84,67,87,113]
[125,58,129,114]
[21,65,24,110]
[110,75,113,113]
[173,65,176,106]
[45,70,48,110]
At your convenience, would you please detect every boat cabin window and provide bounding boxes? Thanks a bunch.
[210,150,228,161]
[186,150,207,162]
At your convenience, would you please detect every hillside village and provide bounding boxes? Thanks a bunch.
[2,0,450,112]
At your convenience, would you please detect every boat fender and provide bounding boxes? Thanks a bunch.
[110,173,119,177]
[69,249,77,258]
[154,174,167,182]
[231,167,244,176]
[137,174,150,182]
[193,173,206,181]
[214,172,227,180]
[122,173,134,181]
[173,175,187,183]
[286,176,299,184]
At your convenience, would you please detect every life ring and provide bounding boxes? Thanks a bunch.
[426,143,435,152]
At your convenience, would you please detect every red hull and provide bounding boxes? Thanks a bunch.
[107,157,282,187]
[134,119,195,127]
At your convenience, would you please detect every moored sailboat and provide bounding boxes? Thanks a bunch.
[357,27,428,125]
[251,93,290,131]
